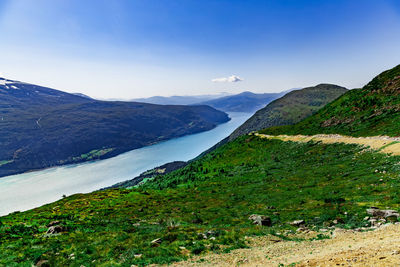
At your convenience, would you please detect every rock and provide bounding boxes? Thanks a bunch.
[366,207,399,220]
[47,221,60,227]
[134,254,142,258]
[35,260,50,267]
[289,220,305,227]
[151,238,162,247]
[248,214,272,226]
[46,225,64,234]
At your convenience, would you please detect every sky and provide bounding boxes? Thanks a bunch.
[0,0,399,99]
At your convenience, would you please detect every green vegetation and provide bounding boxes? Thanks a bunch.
[261,65,400,137]
[0,160,12,167]
[2,136,400,266]
[72,148,114,162]
[229,84,347,140]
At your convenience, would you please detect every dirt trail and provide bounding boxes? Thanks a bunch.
[254,133,400,155]
[167,224,400,267]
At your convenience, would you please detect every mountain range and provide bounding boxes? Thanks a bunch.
[0,78,229,177]
[132,93,231,105]
[134,90,293,113]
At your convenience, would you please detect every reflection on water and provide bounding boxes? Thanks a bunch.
[0,112,251,216]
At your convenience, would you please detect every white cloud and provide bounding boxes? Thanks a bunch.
[212,75,243,83]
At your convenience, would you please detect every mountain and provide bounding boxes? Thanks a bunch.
[261,64,400,137]
[195,91,286,112]
[228,84,347,140]
[0,78,229,177]
[132,92,231,105]
[1,66,400,266]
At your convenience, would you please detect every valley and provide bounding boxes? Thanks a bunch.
[0,112,251,216]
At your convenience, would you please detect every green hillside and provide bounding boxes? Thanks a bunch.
[229,84,347,140]
[261,65,400,137]
[1,136,399,266]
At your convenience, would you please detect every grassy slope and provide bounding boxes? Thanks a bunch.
[229,84,347,140]
[1,136,400,266]
[260,65,400,137]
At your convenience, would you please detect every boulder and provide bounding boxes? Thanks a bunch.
[289,220,305,227]
[366,208,399,220]
[248,214,272,226]
[46,225,64,234]
[151,238,162,247]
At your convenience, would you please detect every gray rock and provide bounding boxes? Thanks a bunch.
[289,220,305,227]
[151,238,162,247]
[366,208,399,220]
[248,214,272,226]
[46,225,64,234]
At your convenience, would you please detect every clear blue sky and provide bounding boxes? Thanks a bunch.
[0,0,399,98]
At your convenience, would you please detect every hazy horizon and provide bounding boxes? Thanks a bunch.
[0,0,399,99]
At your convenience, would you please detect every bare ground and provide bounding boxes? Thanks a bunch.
[254,133,400,155]
[167,224,400,267]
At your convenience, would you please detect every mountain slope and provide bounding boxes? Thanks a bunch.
[261,64,400,137]
[228,84,347,140]
[0,78,229,177]
[195,91,286,112]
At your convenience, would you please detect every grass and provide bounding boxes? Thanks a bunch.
[0,160,13,167]
[1,136,400,266]
[72,148,115,161]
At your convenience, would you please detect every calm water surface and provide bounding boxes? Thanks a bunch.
[0,112,251,216]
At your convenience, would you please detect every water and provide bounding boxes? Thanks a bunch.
[0,112,251,216]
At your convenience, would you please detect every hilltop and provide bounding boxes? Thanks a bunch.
[229,84,347,140]
[261,65,400,137]
[0,78,229,177]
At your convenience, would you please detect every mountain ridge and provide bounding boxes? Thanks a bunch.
[0,77,229,178]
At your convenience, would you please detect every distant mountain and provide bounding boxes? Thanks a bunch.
[0,78,229,177]
[261,64,400,137]
[132,93,231,105]
[195,91,288,112]
[229,84,347,139]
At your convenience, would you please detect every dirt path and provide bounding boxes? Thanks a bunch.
[168,224,400,267]
[254,133,400,155]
